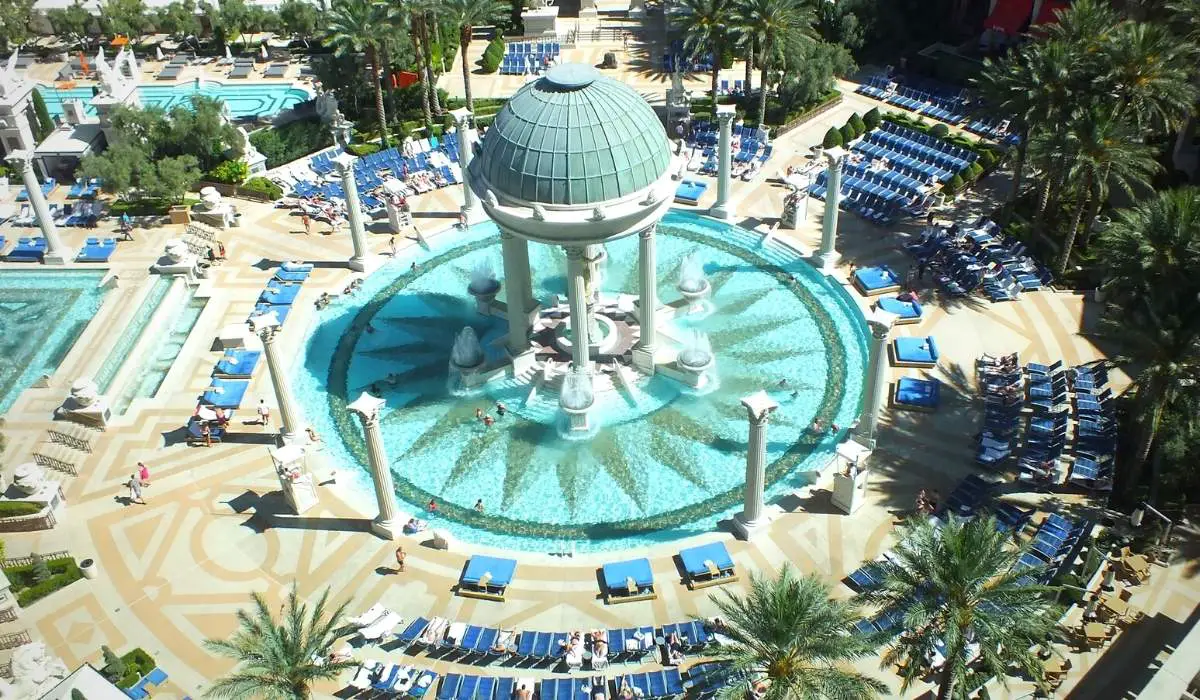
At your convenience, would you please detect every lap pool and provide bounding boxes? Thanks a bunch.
[36,80,312,120]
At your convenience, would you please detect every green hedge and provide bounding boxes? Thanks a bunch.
[5,557,83,607]
[849,113,866,135]
[822,127,843,148]
[241,177,283,200]
[930,123,950,138]
[863,107,881,131]
[839,123,855,143]
[0,502,44,517]
[944,173,964,195]
[249,119,334,170]
[480,37,505,74]
[206,160,248,185]
[115,648,156,689]
[109,198,201,216]
[346,142,382,157]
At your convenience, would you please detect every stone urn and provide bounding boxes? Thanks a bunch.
[163,238,190,264]
[69,378,99,408]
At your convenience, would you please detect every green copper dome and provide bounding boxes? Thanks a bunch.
[475,64,672,206]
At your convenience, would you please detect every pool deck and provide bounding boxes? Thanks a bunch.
[0,76,1197,699]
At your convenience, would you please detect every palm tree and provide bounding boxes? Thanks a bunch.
[675,0,735,118]
[1018,39,1080,235]
[704,564,887,700]
[1101,20,1199,135]
[325,0,390,147]
[1095,189,1200,496]
[446,0,508,112]
[411,0,444,118]
[1053,108,1159,273]
[735,0,814,126]
[861,516,1065,700]
[204,585,355,699]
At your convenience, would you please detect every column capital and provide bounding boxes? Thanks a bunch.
[332,152,357,173]
[715,103,737,124]
[250,310,284,339]
[638,225,656,240]
[347,391,386,425]
[741,390,779,425]
[449,107,474,129]
[867,308,898,339]
[564,245,586,260]
[6,149,32,171]
[822,147,847,168]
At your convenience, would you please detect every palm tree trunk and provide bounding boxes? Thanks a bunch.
[413,20,433,131]
[1079,163,1111,249]
[1007,128,1029,207]
[460,26,474,112]
[743,37,753,89]
[935,647,960,700]
[1033,163,1061,236]
[1056,174,1090,275]
[758,63,768,126]
[422,14,441,115]
[366,45,389,148]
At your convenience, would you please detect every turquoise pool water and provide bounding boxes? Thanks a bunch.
[295,211,869,551]
[94,276,172,394]
[0,270,109,413]
[110,294,207,415]
[37,81,311,120]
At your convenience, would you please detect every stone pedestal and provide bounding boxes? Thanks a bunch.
[450,108,484,225]
[57,378,111,429]
[151,238,199,278]
[732,390,778,540]
[709,105,737,221]
[522,6,560,36]
[817,148,846,271]
[348,392,400,539]
[832,466,869,515]
[854,309,897,449]
[271,444,318,514]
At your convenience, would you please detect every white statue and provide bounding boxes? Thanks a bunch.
[70,378,99,407]
[95,48,118,96]
[4,643,70,698]
[0,49,20,97]
[163,238,190,264]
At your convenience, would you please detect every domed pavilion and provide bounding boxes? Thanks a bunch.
[465,63,684,428]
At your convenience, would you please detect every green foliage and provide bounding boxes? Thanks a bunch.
[822,126,843,148]
[204,584,356,699]
[979,149,999,170]
[863,107,881,131]
[0,501,42,517]
[30,90,54,141]
[930,122,950,138]
[6,557,83,607]
[480,36,505,74]
[30,553,51,584]
[99,0,149,38]
[839,123,855,143]
[705,565,887,699]
[249,119,333,170]
[944,173,964,195]
[47,0,94,48]
[154,0,201,38]
[346,142,381,156]
[101,645,126,683]
[966,161,984,180]
[772,41,854,124]
[278,0,319,37]
[0,0,33,51]
[71,689,87,700]
[207,159,249,185]
[115,648,155,689]
[108,197,199,216]
[241,176,283,200]
[849,112,866,134]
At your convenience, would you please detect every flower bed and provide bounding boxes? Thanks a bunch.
[4,556,83,606]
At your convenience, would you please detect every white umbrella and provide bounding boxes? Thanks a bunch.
[225,45,232,61]
[155,45,164,61]
[260,44,268,60]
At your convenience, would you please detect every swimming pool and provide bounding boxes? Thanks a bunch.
[0,270,110,413]
[296,211,869,552]
[36,80,311,120]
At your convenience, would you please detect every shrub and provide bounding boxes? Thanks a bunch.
[71,689,87,700]
[206,159,249,185]
[930,123,950,138]
[0,502,44,517]
[849,112,866,135]
[863,107,881,131]
[944,173,964,195]
[346,142,381,157]
[116,648,156,688]
[822,127,842,148]
[966,162,984,180]
[839,123,855,143]
[7,557,83,606]
[30,90,54,141]
[101,645,126,683]
[249,119,333,170]
[30,553,50,584]
[241,177,283,200]
[480,36,505,74]
[979,149,998,169]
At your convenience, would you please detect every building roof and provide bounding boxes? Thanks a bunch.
[474,63,671,206]
[35,123,103,156]
[39,664,129,700]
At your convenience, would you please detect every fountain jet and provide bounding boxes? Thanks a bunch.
[676,330,716,390]
[448,326,486,394]
[559,368,597,438]
[677,253,712,314]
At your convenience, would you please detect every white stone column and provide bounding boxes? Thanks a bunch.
[855,310,897,449]
[450,108,482,225]
[501,229,534,356]
[734,390,778,540]
[818,148,846,271]
[632,225,658,373]
[347,392,399,539]
[709,104,737,221]
[565,245,591,372]
[10,151,72,264]
[334,153,371,272]
[255,314,307,444]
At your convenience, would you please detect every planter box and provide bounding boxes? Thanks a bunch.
[168,205,191,225]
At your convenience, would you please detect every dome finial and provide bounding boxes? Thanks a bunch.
[543,63,599,90]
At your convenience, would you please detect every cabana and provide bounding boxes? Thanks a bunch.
[678,541,738,589]
[459,555,517,601]
[876,296,923,324]
[674,179,708,205]
[601,558,656,603]
[891,336,939,368]
[213,349,262,378]
[893,376,940,412]
[201,378,250,409]
[852,266,902,296]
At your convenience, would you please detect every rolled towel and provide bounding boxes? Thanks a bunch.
[704,560,719,576]
[625,576,637,594]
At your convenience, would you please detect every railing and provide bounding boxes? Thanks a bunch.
[773,93,844,137]
[0,631,31,651]
[1,550,71,569]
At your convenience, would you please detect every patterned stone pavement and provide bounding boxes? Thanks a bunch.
[1,75,1197,699]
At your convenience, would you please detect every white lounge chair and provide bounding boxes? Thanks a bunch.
[360,610,402,642]
[446,621,468,646]
[394,666,416,694]
[349,603,387,627]
[349,660,379,690]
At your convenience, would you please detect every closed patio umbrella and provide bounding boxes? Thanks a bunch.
[225,45,232,61]
[155,46,164,61]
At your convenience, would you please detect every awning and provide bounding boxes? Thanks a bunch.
[984,0,1035,35]
[1032,0,1068,27]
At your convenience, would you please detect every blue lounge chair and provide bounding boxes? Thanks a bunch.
[0,236,6,255]
[411,671,439,698]
[249,303,291,327]
[893,377,940,412]
[260,283,301,305]
[891,336,939,368]
[876,296,923,324]
[601,558,656,603]
[852,266,902,296]
[439,673,463,700]
[460,555,517,601]
[214,349,261,378]
[6,237,47,262]
[674,179,707,205]
[186,420,225,446]
[144,668,168,686]
[398,616,430,646]
[678,541,738,589]
[274,267,310,282]
[201,378,250,409]
[76,237,117,262]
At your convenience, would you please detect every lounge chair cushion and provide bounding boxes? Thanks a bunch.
[877,296,923,320]
[892,336,939,366]
[678,541,734,577]
[894,377,940,409]
[462,555,517,588]
[853,266,901,293]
